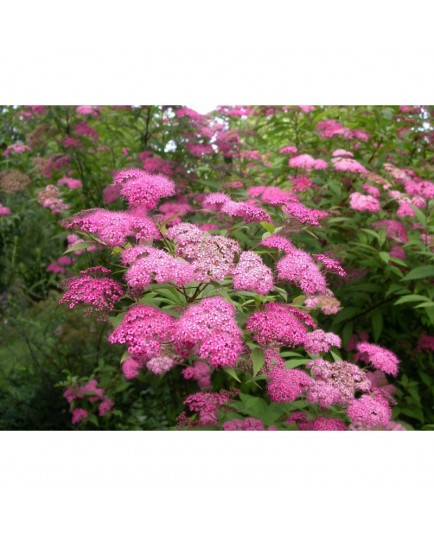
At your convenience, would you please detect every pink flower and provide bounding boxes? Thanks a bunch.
[299,417,347,431]
[304,329,341,354]
[98,398,115,417]
[146,356,176,375]
[279,145,298,155]
[174,297,243,368]
[290,175,313,192]
[233,251,274,295]
[372,219,408,243]
[417,334,434,352]
[115,169,175,209]
[347,395,391,428]
[2,143,31,156]
[390,245,406,260]
[59,267,123,317]
[109,305,176,363]
[282,202,328,226]
[355,343,399,376]
[313,254,346,277]
[75,121,99,141]
[183,389,235,427]
[76,105,100,117]
[349,192,381,212]
[122,358,142,380]
[71,408,88,424]
[289,154,328,170]
[64,208,160,247]
[57,177,83,189]
[276,247,328,295]
[267,368,311,403]
[182,362,212,390]
[223,418,266,431]
[0,205,12,216]
[247,303,315,348]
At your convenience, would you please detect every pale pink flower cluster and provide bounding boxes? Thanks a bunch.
[57,177,82,189]
[331,153,367,174]
[109,304,176,364]
[305,290,342,315]
[175,107,204,120]
[349,192,381,212]
[146,356,176,375]
[174,297,243,368]
[182,362,212,389]
[121,245,196,290]
[355,342,399,376]
[38,185,70,215]
[158,198,192,225]
[233,251,274,295]
[289,153,328,171]
[2,143,31,156]
[76,105,100,117]
[390,245,406,259]
[64,208,160,246]
[167,223,240,282]
[279,145,298,155]
[306,359,371,407]
[304,329,341,354]
[267,367,311,403]
[62,137,82,149]
[246,303,315,348]
[59,266,123,316]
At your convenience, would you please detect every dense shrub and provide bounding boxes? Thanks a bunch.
[1,105,433,430]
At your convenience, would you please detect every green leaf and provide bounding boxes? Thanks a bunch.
[64,240,96,254]
[402,266,434,281]
[379,252,390,264]
[120,351,130,364]
[394,294,431,305]
[330,349,343,362]
[223,367,241,383]
[285,358,310,369]
[251,348,265,377]
[260,222,275,233]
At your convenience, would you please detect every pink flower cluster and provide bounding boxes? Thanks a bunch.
[75,121,99,141]
[202,193,271,223]
[267,367,311,403]
[109,305,176,366]
[57,177,83,189]
[64,379,114,424]
[182,389,235,427]
[59,266,123,316]
[38,185,70,215]
[288,153,328,171]
[174,296,243,368]
[247,185,297,205]
[304,329,341,354]
[355,342,399,376]
[349,192,381,212]
[246,303,315,348]
[0,204,11,216]
[64,208,160,246]
[47,255,73,274]
[282,202,328,226]
[114,168,175,209]
[182,362,212,389]
[232,251,274,295]
[372,219,408,243]
[167,223,240,282]
[3,143,31,156]
[317,120,369,142]
[223,418,269,431]
[121,245,196,291]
